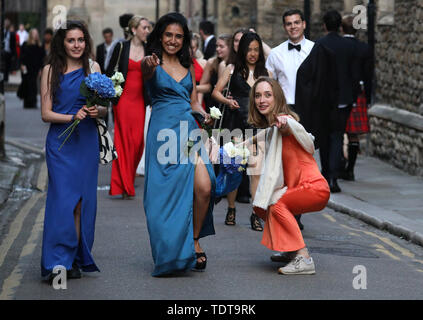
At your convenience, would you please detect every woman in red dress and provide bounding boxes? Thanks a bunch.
[191,33,207,110]
[106,16,150,198]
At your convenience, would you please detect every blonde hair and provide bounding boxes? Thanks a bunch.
[27,28,41,46]
[248,77,299,128]
[128,15,149,39]
[190,32,204,59]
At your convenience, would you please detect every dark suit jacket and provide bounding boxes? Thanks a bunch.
[203,36,216,60]
[344,36,372,103]
[106,40,150,106]
[3,29,17,56]
[316,32,359,105]
[96,43,106,74]
[295,42,339,148]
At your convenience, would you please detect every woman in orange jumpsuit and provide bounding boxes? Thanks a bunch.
[247,77,330,275]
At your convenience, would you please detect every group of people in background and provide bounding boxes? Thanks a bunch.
[3,19,53,108]
[24,6,371,281]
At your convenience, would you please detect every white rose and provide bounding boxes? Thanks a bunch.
[235,147,250,159]
[114,85,123,97]
[111,72,125,84]
[223,142,237,158]
[209,106,222,119]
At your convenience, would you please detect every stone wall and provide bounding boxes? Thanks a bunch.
[370,0,423,176]
[369,105,423,176]
[375,0,423,114]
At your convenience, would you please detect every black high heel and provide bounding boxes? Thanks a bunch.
[225,207,236,225]
[250,213,263,231]
[193,237,207,271]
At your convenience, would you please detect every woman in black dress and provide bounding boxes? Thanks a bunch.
[212,32,270,231]
[19,28,45,108]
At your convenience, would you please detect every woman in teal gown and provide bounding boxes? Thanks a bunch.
[142,13,216,276]
[40,21,106,280]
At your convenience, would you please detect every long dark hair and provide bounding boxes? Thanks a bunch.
[146,12,191,68]
[228,27,248,65]
[46,20,92,103]
[234,32,268,80]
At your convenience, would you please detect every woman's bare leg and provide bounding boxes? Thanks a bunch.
[74,200,81,244]
[193,157,211,262]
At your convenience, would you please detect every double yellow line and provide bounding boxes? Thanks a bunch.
[322,212,423,271]
[0,163,47,300]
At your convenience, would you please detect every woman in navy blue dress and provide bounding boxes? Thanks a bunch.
[40,21,106,281]
[142,13,216,276]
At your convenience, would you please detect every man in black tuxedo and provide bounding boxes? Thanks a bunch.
[315,10,359,193]
[96,28,114,127]
[96,28,114,74]
[199,20,216,60]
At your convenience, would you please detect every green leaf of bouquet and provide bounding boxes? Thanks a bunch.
[79,82,91,97]
[92,96,109,106]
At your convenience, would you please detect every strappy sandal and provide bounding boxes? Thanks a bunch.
[250,213,263,231]
[225,207,236,225]
[193,237,207,271]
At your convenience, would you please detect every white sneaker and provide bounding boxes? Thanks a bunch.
[278,255,316,275]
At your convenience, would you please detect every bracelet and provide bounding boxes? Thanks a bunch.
[71,115,75,122]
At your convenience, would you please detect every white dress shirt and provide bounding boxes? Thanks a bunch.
[17,29,28,46]
[265,37,314,105]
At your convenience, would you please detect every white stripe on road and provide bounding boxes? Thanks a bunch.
[0,206,44,300]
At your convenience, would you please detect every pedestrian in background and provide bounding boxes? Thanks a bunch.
[212,32,270,231]
[107,15,149,199]
[96,27,114,127]
[199,20,216,60]
[40,20,106,282]
[19,28,45,108]
[104,13,134,74]
[316,9,359,193]
[191,32,207,109]
[3,18,17,82]
[42,28,53,58]
[248,77,330,275]
[196,33,232,111]
[96,28,114,74]
[17,23,29,46]
[341,14,372,182]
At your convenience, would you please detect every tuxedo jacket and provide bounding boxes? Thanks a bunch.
[4,29,17,56]
[316,32,359,105]
[203,36,216,60]
[106,40,150,106]
[295,42,339,148]
[96,43,106,74]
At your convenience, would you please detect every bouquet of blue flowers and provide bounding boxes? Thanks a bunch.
[215,142,250,198]
[58,72,124,150]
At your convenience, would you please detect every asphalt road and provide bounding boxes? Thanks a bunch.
[1,92,423,302]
